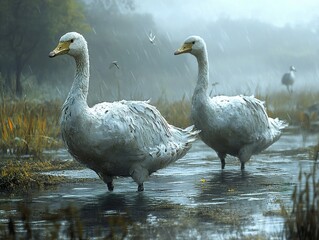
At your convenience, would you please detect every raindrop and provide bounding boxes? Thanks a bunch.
[28,65,33,74]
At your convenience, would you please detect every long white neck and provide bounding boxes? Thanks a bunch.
[67,49,90,103]
[192,48,209,104]
[290,70,295,78]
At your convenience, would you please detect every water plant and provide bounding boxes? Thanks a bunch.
[283,163,319,239]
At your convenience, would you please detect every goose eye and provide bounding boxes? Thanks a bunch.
[70,39,74,43]
[192,41,195,44]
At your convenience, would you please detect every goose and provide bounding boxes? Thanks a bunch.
[49,32,199,191]
[281,66,296,93]
[174,36,287,170]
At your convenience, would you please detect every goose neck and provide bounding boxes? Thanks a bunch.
[193,50,209,99]
[68,52,90,102]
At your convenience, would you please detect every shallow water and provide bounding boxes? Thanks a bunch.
[0,131,318,239]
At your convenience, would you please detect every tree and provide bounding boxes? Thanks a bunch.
[0,0,89,98]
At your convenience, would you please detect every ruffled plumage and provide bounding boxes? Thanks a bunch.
[175,35,287,170]
[49,32,199,191]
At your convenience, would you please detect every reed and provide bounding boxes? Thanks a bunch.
[0,90,317,158]
[0,100,62,157]
[154,95,192,128]
[283,163,319,240]
[255,90,319,125]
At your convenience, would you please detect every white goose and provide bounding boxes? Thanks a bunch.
[281,65,296,93]
[49,32,199,191]
[175,36,287,170]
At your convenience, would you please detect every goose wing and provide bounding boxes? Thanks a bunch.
[206,95,271,143]
[89,100,196,165]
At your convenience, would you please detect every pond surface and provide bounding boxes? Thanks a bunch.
[0,130,318,239]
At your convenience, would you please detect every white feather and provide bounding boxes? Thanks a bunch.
[175,36,287,170]
[51,32,199,191]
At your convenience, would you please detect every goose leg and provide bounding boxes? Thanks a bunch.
[241,162,245,170]
[218,152,226,169]
[130,165,148,192]
[138,184,144,192]
[239,146,252,171]
[107,181,114,191]
[99,174,114,192]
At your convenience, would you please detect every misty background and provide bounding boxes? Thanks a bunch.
[1,0,319,104]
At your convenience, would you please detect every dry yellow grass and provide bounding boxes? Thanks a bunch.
[154,96,192,128]
[0,90,317,157]
[256,90,319,125]
[0,100,62,157]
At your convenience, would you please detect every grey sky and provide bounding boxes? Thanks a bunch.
[136,0,319,28]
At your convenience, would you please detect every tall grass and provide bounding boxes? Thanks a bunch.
[256,90,319,125]
[283,163,319,239]
[155,90,319,129]
[0,100,62,157]
[0,90,317,158]
[154,95,192,128]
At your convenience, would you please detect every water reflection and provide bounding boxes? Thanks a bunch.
[0,134,318,238]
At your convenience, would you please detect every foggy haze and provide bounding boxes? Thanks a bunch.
[2,0,319,102]
[136,0,319,28]
[132,0,319,98]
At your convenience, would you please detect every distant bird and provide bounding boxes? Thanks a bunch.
[147,31,156,45]
[109,60,120,69]
[281,66,296,93]
[49,32,199,191]
[175,36,287,170]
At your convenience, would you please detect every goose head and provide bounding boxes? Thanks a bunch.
[174,36,206,57]
[290,65,296,72]
[49,32,87,58]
